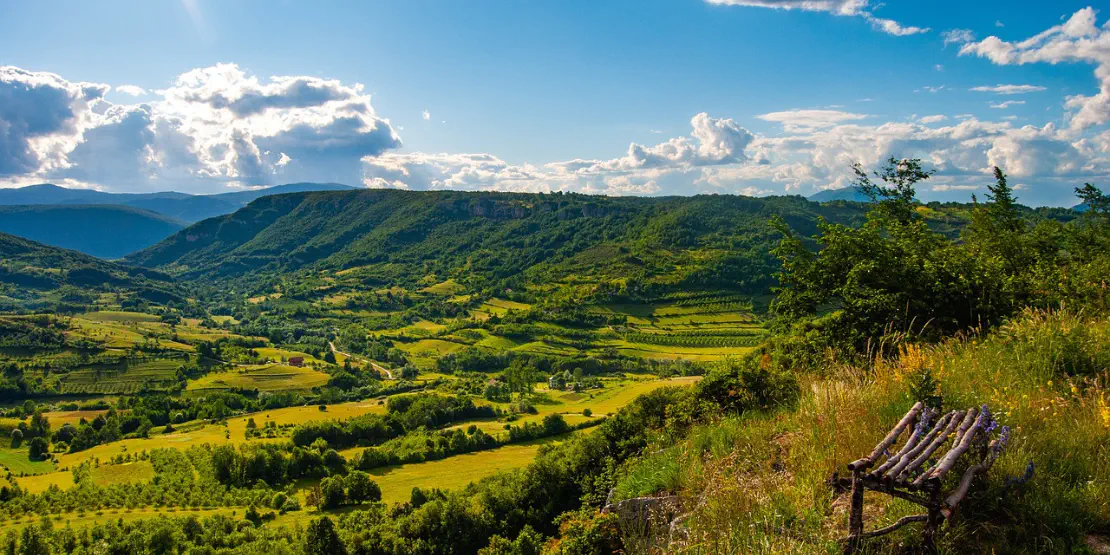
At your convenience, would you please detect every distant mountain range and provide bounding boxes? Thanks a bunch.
[0,205,185,259]
[0,182,357,223]
[0,182,357,259]
[807,186,872,203]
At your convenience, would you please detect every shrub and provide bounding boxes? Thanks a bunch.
[695,356,799,414]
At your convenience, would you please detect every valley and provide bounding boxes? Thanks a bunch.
[0,176,1107,554]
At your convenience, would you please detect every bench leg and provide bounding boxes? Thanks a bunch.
[921,491,943,554]
[844,469,865,554]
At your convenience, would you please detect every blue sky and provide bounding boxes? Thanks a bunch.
[2,0,1109,206]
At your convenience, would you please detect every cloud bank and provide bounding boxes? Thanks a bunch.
[0,63,399,192]
[4,40,1110,207]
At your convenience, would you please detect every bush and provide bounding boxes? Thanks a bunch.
[695,355,799,414]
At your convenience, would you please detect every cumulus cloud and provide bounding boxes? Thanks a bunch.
[359,105,1110,205]
[0,66,107,177]
[959,7,1110,131]
[363,113,755,195]
[114,85,147,97]
[422,110,431,121]
[757,109,869,132]
[0,64,400,192]
[3,61,1109,206]
[971,84,1047,95]
[705,0,927,36]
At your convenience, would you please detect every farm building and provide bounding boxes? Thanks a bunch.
[288,356,304,367]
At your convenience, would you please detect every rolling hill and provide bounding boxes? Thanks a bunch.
[0,205,185,258]
[126,189,874,294]
[0,182,357,223]
[0,232,181,311]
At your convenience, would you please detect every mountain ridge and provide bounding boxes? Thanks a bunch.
[125,189,877,293]
[0,182,357,223]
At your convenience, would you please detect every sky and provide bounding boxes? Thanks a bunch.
[2,1,1110,206]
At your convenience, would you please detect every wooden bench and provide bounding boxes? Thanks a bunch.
[841,402,1010,553]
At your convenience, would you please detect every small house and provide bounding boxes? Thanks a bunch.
[288,356,304,367]
[548,374,566,390]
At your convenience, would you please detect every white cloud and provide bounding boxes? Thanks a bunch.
[363,113,755,195]
[757,109,869,132]
[0,66,108,177]
[995,20,1005,28]
[942,28,975,46]
[3,62,1110,206]
[959,7,1110,131]
[114,85,147,97]
[705,0,927,36]
[990,100,1025,109]
[422,110,431,121]
[970,84,1046,95]
[931,184,981,192]
[359,106,1110,205]
[0,64,400,192]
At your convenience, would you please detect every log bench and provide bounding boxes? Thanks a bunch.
[841,402,1010,553]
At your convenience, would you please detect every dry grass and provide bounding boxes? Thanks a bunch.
[619,309,1110,554]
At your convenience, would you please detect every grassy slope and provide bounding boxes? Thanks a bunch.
[615,309,1110,553]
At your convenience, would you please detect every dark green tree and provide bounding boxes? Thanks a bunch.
[304,517,347,555]
[17,526,50,555]
[26,437,48,461]
[1076,183,1109,216]
[344,471,382,504]
[319,476,346,509]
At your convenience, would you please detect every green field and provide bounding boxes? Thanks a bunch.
[188,364,330,392]
[79,311,162,323]
[0,446,54,475]
[368,432,583,504]
[17,460,154,494]
[59,358,184,394]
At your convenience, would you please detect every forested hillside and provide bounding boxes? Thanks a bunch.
[0,205,184,258]
[127,190,874,293]
[0,232,181,312]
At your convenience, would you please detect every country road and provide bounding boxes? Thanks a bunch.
[329,341,394,379]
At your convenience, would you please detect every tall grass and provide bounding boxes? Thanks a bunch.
[614,309,1110,553]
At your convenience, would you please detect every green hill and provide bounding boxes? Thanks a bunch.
[125,190,874,293]
[0,231,181,311]
[0,204,185,258]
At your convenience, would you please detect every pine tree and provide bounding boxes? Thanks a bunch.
[987,166,1023,233]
